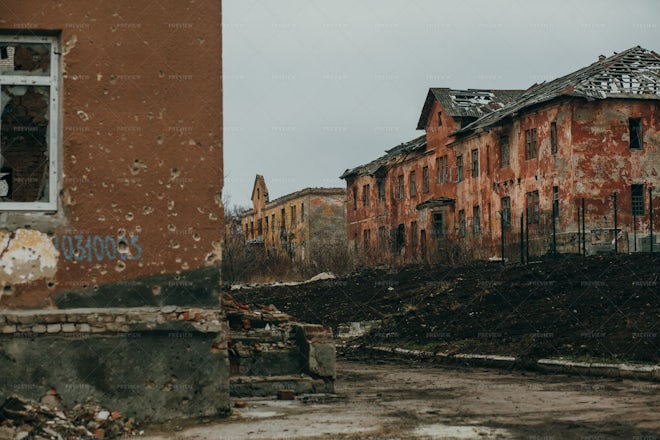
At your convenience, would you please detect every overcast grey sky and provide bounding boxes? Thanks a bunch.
[223,0,660,208]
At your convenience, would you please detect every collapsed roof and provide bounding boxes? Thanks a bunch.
[340,135,427,179]
[416,88,523,129]
[456,46,660,135]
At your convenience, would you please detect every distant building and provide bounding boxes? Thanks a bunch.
[342,46,660,262]
[241,175,346,264]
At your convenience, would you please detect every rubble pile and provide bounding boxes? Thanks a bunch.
[0,392,142,439]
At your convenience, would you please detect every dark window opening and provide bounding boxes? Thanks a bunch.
[397,175,404,200]
[525,128,537,159]
[550,121,558,154]
[362,184,370,207]
[471,149,479,178]
[432,212,443,237]
[377,178,385,202]
[526,191,539,224]
[394,224,405,253]
[629,118,642,149]
[437,111,442,126]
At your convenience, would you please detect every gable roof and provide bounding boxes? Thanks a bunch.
[250,174,268,203]
[339,135,427,180]
[416,88,523,129]
[456,46,660,135]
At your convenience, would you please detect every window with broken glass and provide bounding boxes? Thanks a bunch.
[377,178,385,202]
[458,209,466,236]
[629,118,642,150]
[432,212,443,237]
[397,174,404,200]
[473,205,480,234]
[362,184,370,207]
[0,35,59,211]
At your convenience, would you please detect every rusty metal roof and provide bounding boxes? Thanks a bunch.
[416,88,523,129]
[456,46,660,135]
[340,135,427,179]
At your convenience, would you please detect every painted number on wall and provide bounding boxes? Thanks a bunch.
[54,235,142,261]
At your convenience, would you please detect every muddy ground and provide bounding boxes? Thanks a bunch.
[232,254,659,363]
[143,359,659,439]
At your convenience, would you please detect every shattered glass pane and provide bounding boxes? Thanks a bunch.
[0,43,51,76]
[0,85,50,203]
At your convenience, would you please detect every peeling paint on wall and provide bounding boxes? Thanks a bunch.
[0,229,58,284]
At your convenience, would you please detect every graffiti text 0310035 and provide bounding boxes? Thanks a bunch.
[54,235,142,261]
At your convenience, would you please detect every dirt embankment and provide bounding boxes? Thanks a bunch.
[231,254,659,363]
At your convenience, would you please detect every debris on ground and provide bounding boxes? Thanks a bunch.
[0,393,142,439]
[231,254,659,363]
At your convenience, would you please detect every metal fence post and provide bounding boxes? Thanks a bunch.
[552,201,557,256]
[577,204,581,255]
[582,198,586,256]
[613,192,618,254]
[520,214,524,264]
[650,187,654,254]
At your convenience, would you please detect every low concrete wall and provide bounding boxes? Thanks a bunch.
[0,308,230,422]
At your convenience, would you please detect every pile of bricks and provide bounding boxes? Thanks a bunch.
[0,392,142,439]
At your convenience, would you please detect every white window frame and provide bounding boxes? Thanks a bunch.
[0,34,59,212]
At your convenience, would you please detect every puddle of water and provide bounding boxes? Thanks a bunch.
[411,424,511,439]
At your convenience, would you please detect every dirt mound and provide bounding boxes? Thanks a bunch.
[231,254,659,363]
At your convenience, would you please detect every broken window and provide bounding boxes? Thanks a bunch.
[550,121,558,154]
[525,128,537,159]
[377,177,385,202]
[291,205,297,226]
[422,166,429,193]
[271,214,275,232]
[265,216,269,235]
[280,208,286,230]
[458,209,466,236]
[471,149,479,178]
[500,135,509,168]
[631,184,644,216]
[409,171,416,197]
[378,226,387,250]
[473,205,480,234]
[436,155,449,183]
[552,186,559,219]
[397,174,404,200]
[257,218,263,236]
[629,118,642,149]
[1,36,59,210]
[501,197,511,227]
[300,203,304,222]
[437,111,442,126]
[457,155,463,182]
[394,224,405,253]
[432,212,443,237]
[362,184,370,207]
[526,191,539,224]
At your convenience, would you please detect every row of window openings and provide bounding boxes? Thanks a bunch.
[245,204,305,237]
[353,118,645,209]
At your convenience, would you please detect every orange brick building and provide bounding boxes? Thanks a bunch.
[342,47,660,263]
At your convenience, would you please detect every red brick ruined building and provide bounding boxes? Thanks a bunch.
[0,1,224,307]
[342,47,660,263]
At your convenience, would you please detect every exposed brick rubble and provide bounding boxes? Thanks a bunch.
[0,393,142,439]
[222,293,336,397]
[0,307,227,335]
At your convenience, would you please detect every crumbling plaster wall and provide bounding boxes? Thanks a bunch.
[0,0,224,308]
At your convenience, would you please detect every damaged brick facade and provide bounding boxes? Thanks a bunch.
[343,47,660,262]
[0,1,224,307]
[241,175,346,265]
[0,0,229,421]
